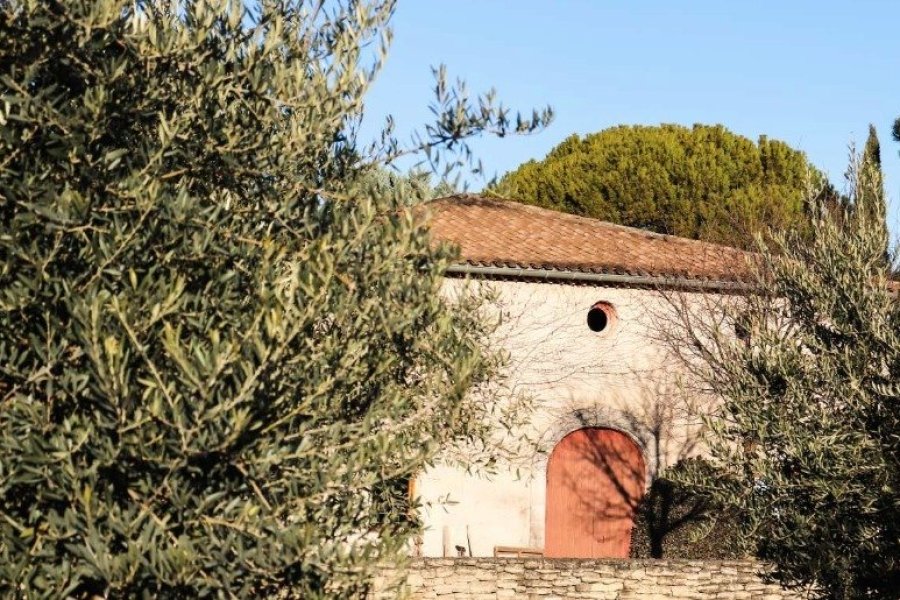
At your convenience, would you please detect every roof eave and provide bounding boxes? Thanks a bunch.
[444,263,755,293]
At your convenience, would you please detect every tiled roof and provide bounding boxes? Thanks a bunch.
[425,195,751,283]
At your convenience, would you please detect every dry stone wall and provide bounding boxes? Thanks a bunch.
[374,558,804,599]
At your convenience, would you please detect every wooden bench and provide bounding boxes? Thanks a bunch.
[493,546,544,558]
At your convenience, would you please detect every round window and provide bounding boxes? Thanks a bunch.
[587,302,616,333]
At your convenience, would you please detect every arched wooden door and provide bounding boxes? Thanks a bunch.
[545,427,645,558]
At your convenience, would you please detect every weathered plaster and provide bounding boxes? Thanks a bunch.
[417,279,715,557]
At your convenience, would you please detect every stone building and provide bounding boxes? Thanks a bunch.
[416,195,749,559]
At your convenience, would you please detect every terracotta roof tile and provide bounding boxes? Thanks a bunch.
[425,195,751,283]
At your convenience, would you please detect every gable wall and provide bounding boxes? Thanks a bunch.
[417,278,721,558]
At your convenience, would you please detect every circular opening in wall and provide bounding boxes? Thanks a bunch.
[587,302,616,333]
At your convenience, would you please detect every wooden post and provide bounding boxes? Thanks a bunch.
[442,526,451,558]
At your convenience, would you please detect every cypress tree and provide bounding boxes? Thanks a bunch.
[863,123,883,169]
[858,125,886,228]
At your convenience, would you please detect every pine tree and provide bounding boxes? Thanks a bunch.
[0,1,547,597]
[489,124,833,249]
[674,154,900,599]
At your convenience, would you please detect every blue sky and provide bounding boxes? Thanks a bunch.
[360,0,900,233]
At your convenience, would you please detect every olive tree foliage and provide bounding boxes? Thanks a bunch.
[669,153,900,599]
[489,123,835,249]
[356,167,460,206]
[0,1,550,598]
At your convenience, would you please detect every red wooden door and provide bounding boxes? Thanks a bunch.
[545,427,645,558]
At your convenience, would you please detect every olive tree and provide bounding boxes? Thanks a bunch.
[0,1,549,597]
[671,153,900,599]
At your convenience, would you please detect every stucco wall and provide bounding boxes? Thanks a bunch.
[374,558,801,599]
[418,279,720,557]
